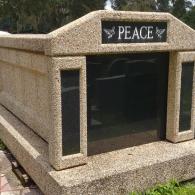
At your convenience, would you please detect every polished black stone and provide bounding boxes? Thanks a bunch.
[61,70,80,155]
[179,62,194,131]
[102,21,167,43]
[87,53,169,155]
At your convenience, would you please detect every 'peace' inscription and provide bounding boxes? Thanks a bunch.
[102,21,167,44]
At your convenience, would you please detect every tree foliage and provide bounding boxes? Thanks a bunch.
[0,0,194,33]
[156,0,170,12]
[111,0,195,29]
[111,0,156,11]
[183,6,195,29]
[0,0,105,33]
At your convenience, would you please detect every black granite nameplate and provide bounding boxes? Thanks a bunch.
[102,21,167,44]
[179,62,194,131]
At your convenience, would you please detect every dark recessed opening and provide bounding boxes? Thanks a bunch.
[87,52,169,155]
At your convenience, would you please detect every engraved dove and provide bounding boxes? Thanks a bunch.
[156,27,166,39]
[103,26,115,39]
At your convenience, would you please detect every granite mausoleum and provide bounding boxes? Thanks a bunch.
[0,11,195,195]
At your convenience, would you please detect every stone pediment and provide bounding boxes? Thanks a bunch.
[0,10,195,56]
[45,10,195,56]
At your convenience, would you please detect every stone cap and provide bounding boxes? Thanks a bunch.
[0,34,46,53]
[0,10,195,56]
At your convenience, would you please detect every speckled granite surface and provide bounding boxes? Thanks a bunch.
[0,11,195,171]
[167,52,195,143]
[0,11,195,193]
[48,57,87,170]
[40,10,195,56]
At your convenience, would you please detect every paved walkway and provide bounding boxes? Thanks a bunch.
[0,150,42,195]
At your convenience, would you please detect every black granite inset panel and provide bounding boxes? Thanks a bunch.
[87,53,169,155]
[61,70,80,155]
[179,62,194,131]
[102,21,167,43]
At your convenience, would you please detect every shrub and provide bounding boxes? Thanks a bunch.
[130,180,195,195]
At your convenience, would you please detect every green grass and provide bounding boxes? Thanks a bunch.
[0,139,6,150]
[130,180,195,195]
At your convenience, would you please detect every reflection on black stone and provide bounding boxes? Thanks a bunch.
[179,62,194,131]
[61,71,80,156]
[87,53,169,155]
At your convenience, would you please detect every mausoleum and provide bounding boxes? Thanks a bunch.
[0,10,195,195]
